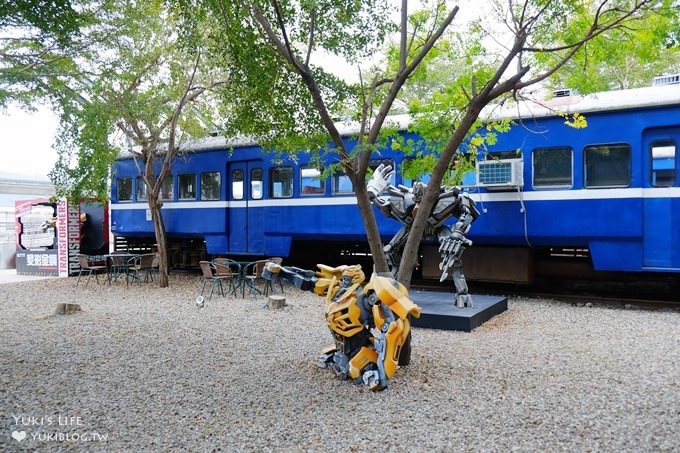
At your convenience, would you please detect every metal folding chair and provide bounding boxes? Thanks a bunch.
[127,253,156,285]
[196,260,235,306]
[75,254,107,288]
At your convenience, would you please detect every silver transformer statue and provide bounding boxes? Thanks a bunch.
[367,163,480,307]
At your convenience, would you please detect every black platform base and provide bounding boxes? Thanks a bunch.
[409,291,508,332]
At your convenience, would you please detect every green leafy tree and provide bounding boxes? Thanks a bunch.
[0,0,89,107]
[0,0,82,41]
[542,0,680,92]
[180,0,667,289]
[178,0,460,274]
[3,0,228,287]
[396,0,669,286]
[56,1,228,288]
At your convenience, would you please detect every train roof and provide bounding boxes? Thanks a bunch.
[489,83,680,121]
[116,83,680,160]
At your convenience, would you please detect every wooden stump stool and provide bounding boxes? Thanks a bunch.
[267,295,286,309]
[55,303,82,316]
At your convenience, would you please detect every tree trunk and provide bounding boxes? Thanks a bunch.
[396,185,439,289]
[396,103,486,288]
[148,194,169,288]
[354,181,390,274]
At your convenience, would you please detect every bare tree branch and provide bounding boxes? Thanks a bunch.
[243,1,350,166]
[270,0,301,65]
[516,2,651,90]
[115,120,139,144]
[401,6,459,78]
[248,3,299,69]
[523,0,651,52]
[165,49,202,165]
[357,68,368,139]
[399,0,408,70]
[304,6,316,67]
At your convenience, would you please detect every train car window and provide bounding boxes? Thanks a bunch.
[487,150,521,160]
[251,168,263,199]
[270,167,293,198]
[118,178,132,201]
[329,160,393,195]
[301,165,326,196]
[160,175,174,200]
[232,170,244,200]
[650,141,676,187]
[136,177,148,201]
[533,147,573,188]
[179,174,196,200]
[332,169,354,194]
[201,171,221,200]
[584,144,631,188]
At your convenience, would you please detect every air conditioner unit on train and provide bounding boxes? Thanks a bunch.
[476,158,524,188]
[652,74,680,86]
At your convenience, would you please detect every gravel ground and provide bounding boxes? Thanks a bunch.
[1,274,679,452]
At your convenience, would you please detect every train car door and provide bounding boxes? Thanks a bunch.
[642,127,679,269]
[228,160,265,254]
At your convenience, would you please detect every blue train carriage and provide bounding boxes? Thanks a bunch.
[110,82,680,282]
[109,128,412,267]
[450,82,680,282]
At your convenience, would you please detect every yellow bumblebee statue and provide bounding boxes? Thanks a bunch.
[263,262,421,391]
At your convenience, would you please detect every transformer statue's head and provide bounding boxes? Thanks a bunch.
[413,181,427,203]
[341,265,365,287]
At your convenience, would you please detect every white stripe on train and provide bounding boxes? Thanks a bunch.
[109,187,680,210]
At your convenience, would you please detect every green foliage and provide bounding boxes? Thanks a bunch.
[393,0,676,191]
[537,0,680,91]
[50,107,119,202]
[401,152,439,180]
[1,0,226,200]
[174,0,400,159]
[23,0,227,202]
[559,112,588,129]
[0,0,96,109]
[0,0,84,44]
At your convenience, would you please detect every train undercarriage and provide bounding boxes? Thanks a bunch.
[114,234,616,285]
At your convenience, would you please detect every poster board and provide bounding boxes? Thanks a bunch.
[15,198,108,276]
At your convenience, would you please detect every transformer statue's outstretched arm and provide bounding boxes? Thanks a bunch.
[366,163,480,308]
[263,262,421,391]
[437,190,478,308]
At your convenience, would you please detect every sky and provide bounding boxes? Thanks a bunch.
[0,104,59,179]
